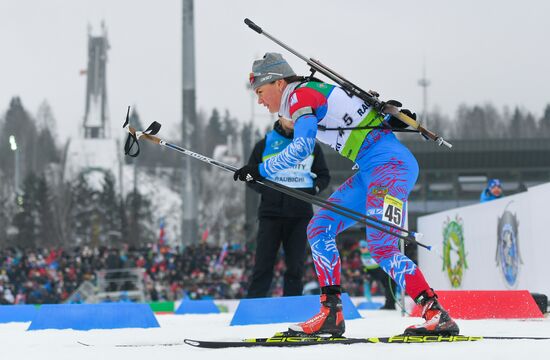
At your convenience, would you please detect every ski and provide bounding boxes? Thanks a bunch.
[183,333,550,349]
[77,340,186,347]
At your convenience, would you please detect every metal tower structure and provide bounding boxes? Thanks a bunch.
[63,21,123,240]
[417,62,431,128]
[83,22,110,139]
[181,0,198,245]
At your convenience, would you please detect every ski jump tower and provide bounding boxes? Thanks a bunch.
[83,22,110,139]
[63,22,122,195]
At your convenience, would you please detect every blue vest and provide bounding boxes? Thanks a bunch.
[262,130,315,188]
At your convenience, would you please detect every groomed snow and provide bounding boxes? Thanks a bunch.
[1,307,549,360]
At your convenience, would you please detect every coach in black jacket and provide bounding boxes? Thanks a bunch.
[246,119,330,298]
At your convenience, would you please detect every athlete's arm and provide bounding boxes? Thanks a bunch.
[260,115,317,177]
[259,87,325,178]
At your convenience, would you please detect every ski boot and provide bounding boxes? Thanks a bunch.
[288,286,345,337]
[404,289,459,336]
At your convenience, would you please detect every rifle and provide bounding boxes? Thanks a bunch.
[244,18,452,148]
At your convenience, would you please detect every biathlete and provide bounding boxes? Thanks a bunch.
[234,52,459,337]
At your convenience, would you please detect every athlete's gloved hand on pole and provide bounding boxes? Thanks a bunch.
[387,108,429,141]
[385,99,416,129]
[233,164,263,182]
[400,109,416,120]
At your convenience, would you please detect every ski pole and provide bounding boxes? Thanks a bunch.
[255,177,424,247]
[121,109,419,239]
[122,110,430,250]
[255,176,422,241]
[244,18,452,148]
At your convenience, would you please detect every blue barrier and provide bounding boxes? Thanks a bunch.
[175,299,220,314]
[230,293,361,326]
[27,303,160,330]
[356,301,384,310]
[0,305,38,323]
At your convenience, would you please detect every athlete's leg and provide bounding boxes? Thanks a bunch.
[288,172,367,336]
[307,172,366,287]
[361,154,429,298]
[362,152,458,335]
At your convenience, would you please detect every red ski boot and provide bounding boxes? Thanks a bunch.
[288,287,345,337]
[404,289,459,336]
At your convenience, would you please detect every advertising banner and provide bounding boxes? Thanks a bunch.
[418,183,550,296]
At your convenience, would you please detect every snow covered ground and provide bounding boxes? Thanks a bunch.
[1,307,549,360]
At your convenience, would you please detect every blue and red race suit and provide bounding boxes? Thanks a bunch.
[258,81,431,300]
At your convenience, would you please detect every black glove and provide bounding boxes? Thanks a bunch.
[386,99,403,108]
[233,164,263,182]
[388,108,416,129]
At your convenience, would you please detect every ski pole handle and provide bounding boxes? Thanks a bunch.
[127,125,162,145]
[244,18,262,34]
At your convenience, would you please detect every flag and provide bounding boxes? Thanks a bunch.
[158,218,166,245]
[201,228,209,243]
[216,243,228,267]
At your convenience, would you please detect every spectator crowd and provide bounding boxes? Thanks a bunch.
[0,239,379,305]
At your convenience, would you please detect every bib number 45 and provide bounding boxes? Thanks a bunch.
[382,195,403,226]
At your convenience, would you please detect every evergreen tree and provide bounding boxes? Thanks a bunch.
[12,173,40,248]
[35,100,60,161]
[523,113,537,138]
[35,101,60,169]
[204,108,224,156]
[52,179,74,247]
[0,97,38,183]
[119,198,129,246]
[241,121,255,158]
[36,127,59,169]
[509,107,537,138]
[223,109,238,139]
[35,175,57,247]
[129,107,145,133]
[0,173,16,246]
[36,100,58,137]
[538,104,550,137]
[426,108,452,139]
[98,172,123,244]
[125,190,153,246]
[69,173,96,245]
[199,111,246,245]
[195,109,207,156]
[406,107,452,141]
[454,103,503,139]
